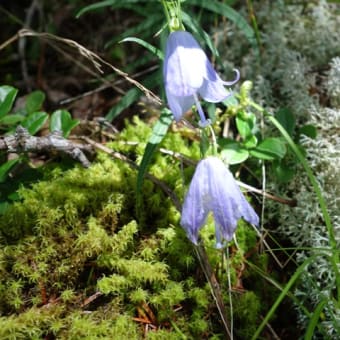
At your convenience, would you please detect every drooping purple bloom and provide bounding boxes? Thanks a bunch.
[163,30,239,126]
[180,156,259,248]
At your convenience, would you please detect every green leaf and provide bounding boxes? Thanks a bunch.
[200,128,210,157]
[273,162,295,183]
[220,141,249,165]
[275,108,295,136]
[106,15,161,49]
[120,37,163,60]
[0,114,25,126]
[76,0,119,17]
[25,90,45,114]
[105,73,159,122]
[22,111,48,135]
[0,158,20,183]
[136,108,173,196]
[223,94,238,107]
[250,137,286,160]
[206,103,216,122]
[0,85,18,118]
[299,124,317,139]
[50,110,79,138]
[106,88,141,122]
[243,135,258,148]
[236,111,256,139]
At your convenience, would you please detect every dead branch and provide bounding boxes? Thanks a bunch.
[0,126,92,167]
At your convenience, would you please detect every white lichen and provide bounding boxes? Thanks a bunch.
[215,0,340,336]
[327,57,340,108]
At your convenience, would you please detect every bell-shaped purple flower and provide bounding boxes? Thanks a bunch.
[180,156,259,247]
[163,30,239,126]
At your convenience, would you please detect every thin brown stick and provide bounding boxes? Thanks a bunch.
[158,147,296,207]
[195,245,232,339]
[59,64,159,105]
[0,29,162,105]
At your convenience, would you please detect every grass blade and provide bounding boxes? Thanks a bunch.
[304,298,328,340]
[251,256,315,340]
[136,108,173,197]
[121,37,164,60]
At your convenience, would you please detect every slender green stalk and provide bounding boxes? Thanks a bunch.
[160,0,184,31]
[251,257,315,340]
[304,298,328,340]
[208,125,218,156]
[160,0,171,27]
[246,0,261,49]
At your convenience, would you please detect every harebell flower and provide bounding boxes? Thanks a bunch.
[163,31,239,126]
[181,157,259,248]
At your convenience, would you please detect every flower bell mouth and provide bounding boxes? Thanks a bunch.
[180,157,259,247]
[163,30,240,125]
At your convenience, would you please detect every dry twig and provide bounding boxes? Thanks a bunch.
[0,126,92,167]
[0,29,162,106]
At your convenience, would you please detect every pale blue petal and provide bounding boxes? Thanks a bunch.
[165,88,195,121]
[180,157,258,246]
[163,31,240,123]
[221,69,240,86]
[205,157,239,241]
[205,157,259,241]
[199,77,230,102]
[164,31,207,96]
[180,160,210,244]
[199,63,239,102]
[236,194,260,227]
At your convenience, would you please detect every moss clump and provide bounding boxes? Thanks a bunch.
[233,291,261,339]
[0,117,271,338]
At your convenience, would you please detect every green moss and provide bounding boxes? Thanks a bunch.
[61,312,140,340]
[0,117,272,338]
[234,291,261,339]
[0,305,64,339]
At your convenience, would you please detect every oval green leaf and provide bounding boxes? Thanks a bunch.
[250,137,286,160]
[244,135,258,148]
[0,86,18,118]
[50,110,79,138]
[299,124,317,139]
[22,111,48,135]
[0,114,25,126]
[25,90,45,114]
[275,107,295,137]
[221,142,249,165]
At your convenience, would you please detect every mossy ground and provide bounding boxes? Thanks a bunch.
[0,118,272,339]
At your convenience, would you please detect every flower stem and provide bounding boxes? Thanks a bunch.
[160,0,184,31]
[208,125,218,156]
[194,94,211,128]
